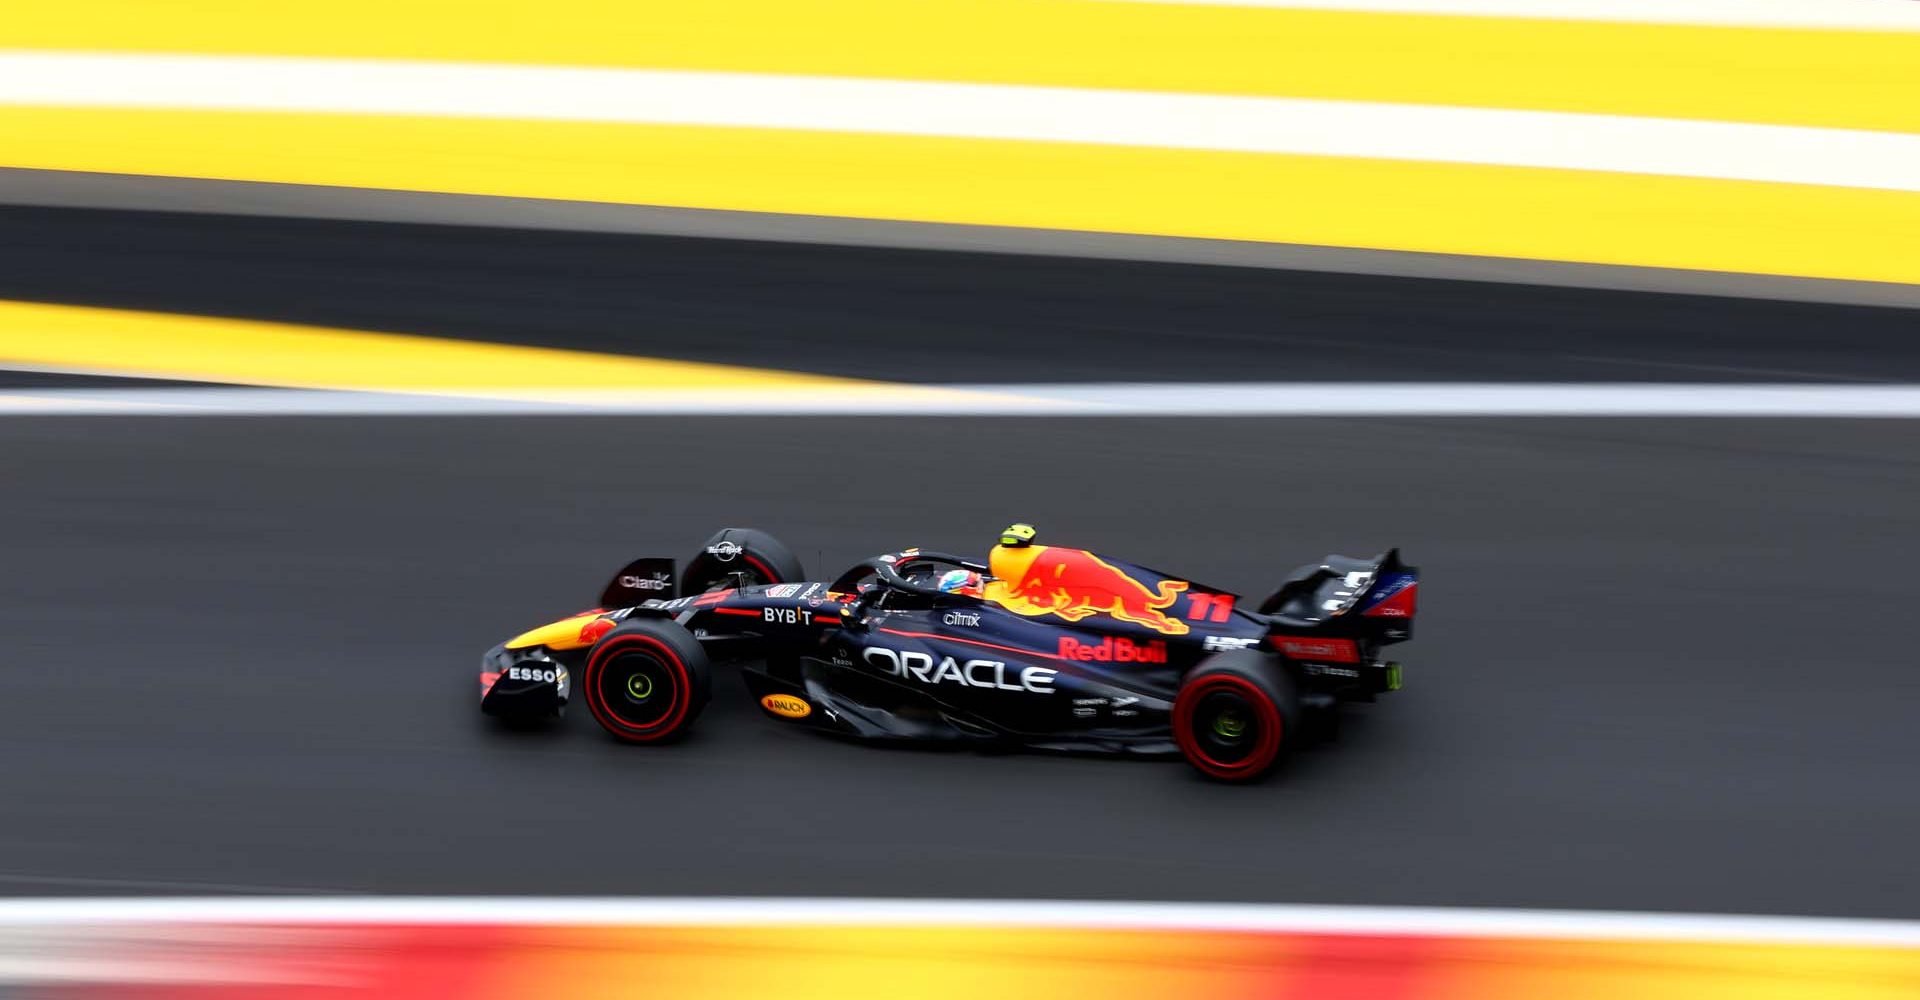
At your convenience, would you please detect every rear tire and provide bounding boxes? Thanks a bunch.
[1173,651,1299,782]
[581,620,711,744]
[681,527,805,593]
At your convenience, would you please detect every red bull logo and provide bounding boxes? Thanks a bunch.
[1057,636,1169,663]
[989,545,1191,636]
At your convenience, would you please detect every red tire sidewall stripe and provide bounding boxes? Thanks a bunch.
[1174,674,1283,779]
[584,634,691,742]
[741,553,779,583]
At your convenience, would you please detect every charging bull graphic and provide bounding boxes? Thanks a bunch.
[987,545,1191,635]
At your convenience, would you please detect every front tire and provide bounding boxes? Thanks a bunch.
[581,620,711,743]
[681,527,806,593]
[1173,651,1298,782]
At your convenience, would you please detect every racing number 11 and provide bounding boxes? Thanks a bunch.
[1186,592,1234,622]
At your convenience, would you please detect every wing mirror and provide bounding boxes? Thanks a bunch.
[838,593,873,631]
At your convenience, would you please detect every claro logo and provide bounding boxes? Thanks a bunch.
[862,648,1056,694]
[760,694,813,719]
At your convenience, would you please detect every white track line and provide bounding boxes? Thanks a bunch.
[9,384,1920,417]
[1001,382,1920,416]
[2,53,1918,192]
[1109,0,1920,30]
[0,897,1913,946]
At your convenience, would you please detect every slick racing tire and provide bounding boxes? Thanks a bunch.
[1173,651,1299,783]
[682,527,806,594]
[581,620,712,744]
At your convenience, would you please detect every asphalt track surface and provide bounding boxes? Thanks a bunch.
[3,208,1918,918]
[2,414,1917,916]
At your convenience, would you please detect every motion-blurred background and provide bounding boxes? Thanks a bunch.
[1,2,1917,997]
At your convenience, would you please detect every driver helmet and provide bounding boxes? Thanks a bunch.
[936,569,985,597]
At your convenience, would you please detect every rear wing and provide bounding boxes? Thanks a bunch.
[1258,549,1418,641]
[1352,548,1417,616]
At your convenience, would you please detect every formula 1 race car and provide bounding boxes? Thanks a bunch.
[478,525,1417,781]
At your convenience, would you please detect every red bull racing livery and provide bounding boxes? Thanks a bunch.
[478,524,1419,782]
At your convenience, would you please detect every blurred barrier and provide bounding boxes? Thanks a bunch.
[2,2,1917,284]
[0,299,862,393]
[4,898,1918,999]
[20,290,1920,414]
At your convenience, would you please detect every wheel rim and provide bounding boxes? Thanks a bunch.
[1190,689,1265,767]
[598,647,679,729]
